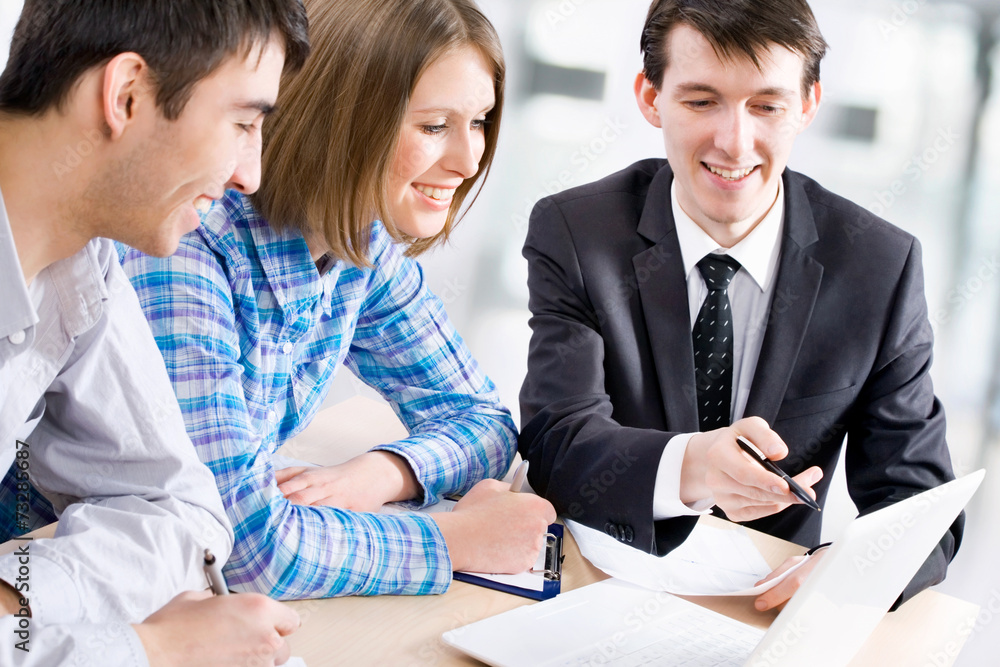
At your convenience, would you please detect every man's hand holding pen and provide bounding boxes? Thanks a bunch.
[679,416,827,612]
[133,590,300,667]
[680,416,824,523]
[130,549,299,667]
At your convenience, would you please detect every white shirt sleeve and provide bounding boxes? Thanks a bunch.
[0,240,232,629]
[652,433,716,520]
[0,616,149,667]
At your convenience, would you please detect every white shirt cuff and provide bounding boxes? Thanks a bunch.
[0,617,150,667]
[652,433,715,520]
[0,547,82,626]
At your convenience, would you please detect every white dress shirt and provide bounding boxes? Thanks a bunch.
[652,180,785,519]
[0,188,233,666]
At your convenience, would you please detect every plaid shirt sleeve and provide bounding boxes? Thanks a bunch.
[346,227,517,507]
[122,227,459,599]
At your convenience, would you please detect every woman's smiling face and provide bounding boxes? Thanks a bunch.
[386,46,496,239]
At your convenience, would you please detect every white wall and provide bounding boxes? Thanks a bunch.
[0,0,23,72]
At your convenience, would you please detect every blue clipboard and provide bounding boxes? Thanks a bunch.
[452,523,564,601]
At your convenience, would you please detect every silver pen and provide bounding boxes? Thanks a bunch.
[203,549,230,595]
[509,459,529,493]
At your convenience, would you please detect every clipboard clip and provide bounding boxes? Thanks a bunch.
[531,531,564,581]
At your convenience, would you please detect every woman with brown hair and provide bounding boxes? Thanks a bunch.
[122,0,554,600]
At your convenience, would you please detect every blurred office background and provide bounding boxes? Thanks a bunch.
[432,5,1000,664]
[2,0,997,663]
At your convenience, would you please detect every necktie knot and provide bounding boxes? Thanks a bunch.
[697,254,742,292]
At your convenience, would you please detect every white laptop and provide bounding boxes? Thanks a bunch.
[443,470,984,667]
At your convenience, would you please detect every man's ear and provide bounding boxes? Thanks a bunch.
[797,80,823,134]
[634,71,663,129]
[102,53,152,140]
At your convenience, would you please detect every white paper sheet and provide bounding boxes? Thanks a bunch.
[457,550,549,593]
[566,519,811,596]
[283,658,308,667]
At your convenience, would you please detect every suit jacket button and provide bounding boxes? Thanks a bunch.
[623,526,634,543]
[605,523,619,540]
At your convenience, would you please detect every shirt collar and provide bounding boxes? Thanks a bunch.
[200,193,357,323]
[204,191,324,317]
[0,186,38,340]
[672,178,785,292]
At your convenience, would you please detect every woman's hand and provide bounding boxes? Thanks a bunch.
[275,451,421,512]
[431,479,557,573]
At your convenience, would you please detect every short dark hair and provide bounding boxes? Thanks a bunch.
[641,0,828,97]
[0,0,310,120]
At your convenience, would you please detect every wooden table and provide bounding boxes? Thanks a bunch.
[0,395,978,665]
[276,396,981,666]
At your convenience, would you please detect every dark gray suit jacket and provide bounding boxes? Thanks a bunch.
[519,159,962,605]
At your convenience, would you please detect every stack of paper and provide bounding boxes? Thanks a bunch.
[565,519,808,596]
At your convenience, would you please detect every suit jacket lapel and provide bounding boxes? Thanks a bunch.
[635,166,701,432]
[743,172,824,423]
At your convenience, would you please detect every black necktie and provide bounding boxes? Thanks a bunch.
[693,254,742,431]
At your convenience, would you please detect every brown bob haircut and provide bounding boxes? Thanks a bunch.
[253,0,505,267]
[641,0,828,98]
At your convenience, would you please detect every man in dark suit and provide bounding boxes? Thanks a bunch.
[519,0,962,611]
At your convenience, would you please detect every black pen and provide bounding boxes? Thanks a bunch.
[736,436,821,512]
[203,549,230,595]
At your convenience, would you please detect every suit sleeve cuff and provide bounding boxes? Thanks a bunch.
[652,433,715,519]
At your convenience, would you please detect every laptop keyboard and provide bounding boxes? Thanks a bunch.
[555,602,763,666]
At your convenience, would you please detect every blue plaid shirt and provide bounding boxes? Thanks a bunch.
[119,191,516,599]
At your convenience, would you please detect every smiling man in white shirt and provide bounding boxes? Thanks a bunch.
[0,1,311,665]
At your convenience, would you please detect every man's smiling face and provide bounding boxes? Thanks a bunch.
[636,24,821,244]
